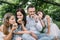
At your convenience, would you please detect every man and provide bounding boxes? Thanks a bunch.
[26,5,43,39]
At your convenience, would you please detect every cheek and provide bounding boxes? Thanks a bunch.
[9,20,12,24]
[28,12,31,15]
[20,16,23,20]
[9,20,14,24]
[33,12,35,14]
[17,16,20,19]
[17,16,23,20]
[29,11,32,14]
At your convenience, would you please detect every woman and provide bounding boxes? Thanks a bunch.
[12,8,36,40]
[0,13,18,40]
[37,10,45,28]
[37,10,60,40]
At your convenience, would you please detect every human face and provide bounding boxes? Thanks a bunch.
[17,11,23,20]
[37,11,43,19]
[9,16,16,25]
[27,8,35,17]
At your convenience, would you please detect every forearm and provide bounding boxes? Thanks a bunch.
[21,24,27,31]
[48,26,50,33]
[47,16,50,34]
[40,20,45,27]
[47,24,50,34]
[4,30,13,40]
[31,32,38,40]
[14,31,30,35]
[22,26,27,31]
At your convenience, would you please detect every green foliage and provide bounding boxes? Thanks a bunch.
[54,20,60,29]
[0,0,60,25]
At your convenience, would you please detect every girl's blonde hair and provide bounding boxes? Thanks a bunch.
[3,12,13,35]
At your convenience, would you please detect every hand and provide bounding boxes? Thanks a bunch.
[17,19,23,24]
[29,31,34,34]
[12,23,18,31]
[47,32,50,35]
[34,14,39,22]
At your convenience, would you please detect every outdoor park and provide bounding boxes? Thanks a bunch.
[0,0,60,28]
[0,0,60,40]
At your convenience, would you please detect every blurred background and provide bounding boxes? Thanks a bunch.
[0,0,60,28]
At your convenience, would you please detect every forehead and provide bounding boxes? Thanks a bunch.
[17,11,22,15]
[28,8,35,11]
[38,11,42,14]
[10,16,15,19]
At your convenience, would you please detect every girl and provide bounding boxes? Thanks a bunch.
[37,10,45,28]
[37,10,60,40]
[0,13,19,40]
[12,8,36,40]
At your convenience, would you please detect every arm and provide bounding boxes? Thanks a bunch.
[17,19,27,31]
[4,30,13,40]
[30,32,38,40]
[1,25,13,40]
[14,31,31,34]
[40,20,45,27]
[14,31,38,40]
[46,15,50,34]
[4,23,17,40]
[21,23,27,31]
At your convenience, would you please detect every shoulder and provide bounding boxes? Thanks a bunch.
[26,15,30,20]
[26,15,29,18]
[0,25,5,37]
[0,24,5,32]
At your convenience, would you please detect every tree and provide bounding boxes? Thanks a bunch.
[0,0,60,21]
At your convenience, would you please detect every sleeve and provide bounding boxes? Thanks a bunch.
[35,20,43,31]
[0,32,5,40]
[26,23,30,30]
[26,16,30,30]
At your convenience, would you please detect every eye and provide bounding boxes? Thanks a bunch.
[11,17,15,20]
[17,15,22,16]
[33,11,35,12]
[37,13,40,15]
[11,19,14,20]
[20,15,22,16]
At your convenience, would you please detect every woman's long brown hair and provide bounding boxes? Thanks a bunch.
[3,13,13,35]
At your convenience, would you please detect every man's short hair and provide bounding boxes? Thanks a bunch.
[27,5,35,10]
